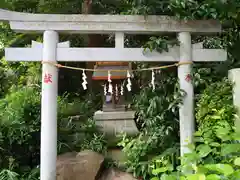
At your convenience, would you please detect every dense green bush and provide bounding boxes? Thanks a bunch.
[196,78,235,143]
[150,79,238,180]
[118,69,181,179]
[58,117,107,154]
[0,85,106,179]
[0,86,41,170]
[118,132,179,179]
[150,130,240,180]
[0,65,16,97]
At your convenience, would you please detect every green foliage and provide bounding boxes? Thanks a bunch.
[118,133,157,178]
[58,117,107,154]
[143,36,179,53]
[0,167,39,180]
[118,133,179,179]
[118,69,182,179]
[0,86,105,178]
[122,0,240,69]
[0,66,15,97]
[168,0,240,21]
[134,70,181,131]
[80,127,107,153]
[57,92,105,154]
[150,78,238,180]
[0,86,41,170]
[150,130,240,180]
[196,78,235,143]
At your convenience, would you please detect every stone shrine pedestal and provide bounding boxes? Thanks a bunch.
[94,110,139,136]
[94,110,138,164]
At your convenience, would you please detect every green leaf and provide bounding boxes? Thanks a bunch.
[194,131,202,136]
[211,115,221,120]
[231,170,240,179]
[206,174,221,180]
[186,174,206,180]
[215,126,231,141]
[187,144,195,151]
[182,152,200,164]
[221,143,240,155]
[234,157,240,166]
[152,167,168,175]
[196,144,212,158]
[232,132,240,140]
[209,142,220,147]
[161,174,177,180]
[180,177,187,180]
[151,177,160,180]
[204,164,234,176]
[194,137,204,143]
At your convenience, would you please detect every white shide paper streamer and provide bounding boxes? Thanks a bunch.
[126,70,132,92]
[82,70,87,90]
[151,69,155,91]
[108,71,113,94]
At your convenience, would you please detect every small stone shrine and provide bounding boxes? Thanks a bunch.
[92,61,138,136]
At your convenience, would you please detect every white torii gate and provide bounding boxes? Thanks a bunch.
[0,9,227,180]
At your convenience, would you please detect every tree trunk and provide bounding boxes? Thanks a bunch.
[82,0,105,90]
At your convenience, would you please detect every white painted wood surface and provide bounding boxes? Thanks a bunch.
[31,40,70,48]
[5,47,227,62]
[115,32,124,48]
[0,9,221,33]
[9,21,221,34]
[229,69,240,130]
[40,31,59,180]
[178,32,194,156]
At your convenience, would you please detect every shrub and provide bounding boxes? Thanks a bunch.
[0,86,106,178]
[150,130,240,180]
[0,86,41,170]
[196,78,235,143]
[118,70,181,179]
[150,78,239,180]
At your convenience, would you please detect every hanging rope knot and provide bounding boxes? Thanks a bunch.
[41,61,54,65]
[177,61,193,66]
[41,61,64,68]
[56,63,63,68]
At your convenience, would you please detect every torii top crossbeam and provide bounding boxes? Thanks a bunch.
[0,8,221,34]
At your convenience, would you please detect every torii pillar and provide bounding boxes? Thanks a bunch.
[229,69,240,130]
[178,32,194,156]
[41,31,59,180]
